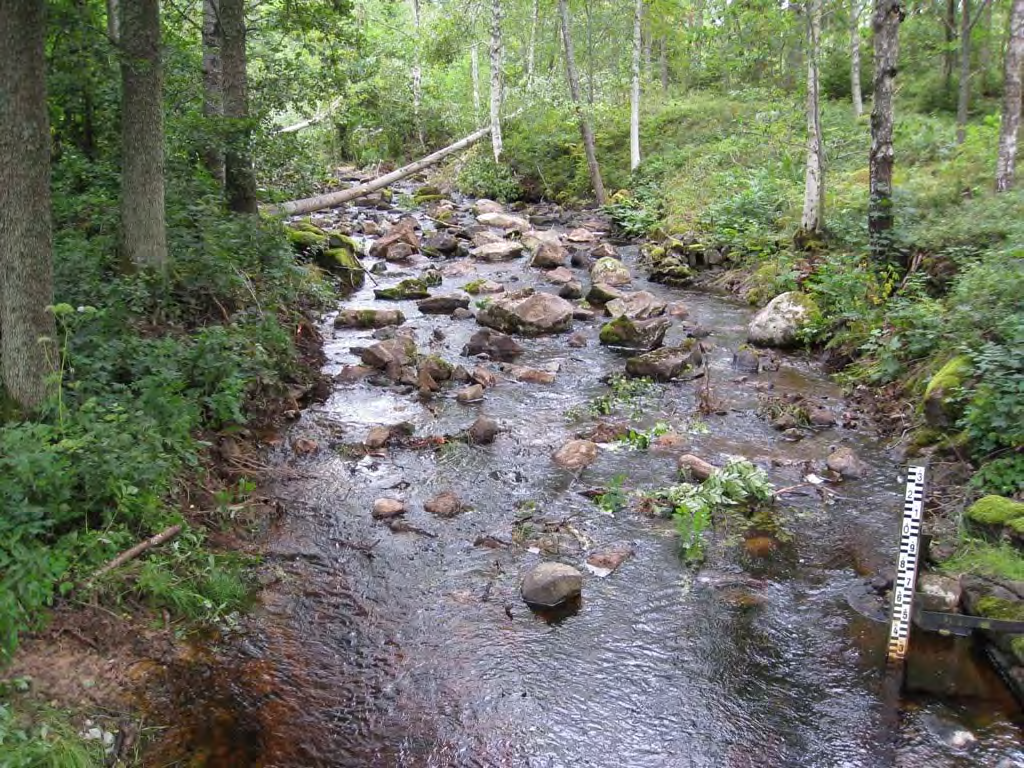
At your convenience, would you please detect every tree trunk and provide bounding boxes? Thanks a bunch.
[851,0,864,117]
[0,0,57,411]
[869,0,903,265]
[411,0,424,148]
[526,0,539,87]
[996,0,1024,191]
[220,0,258,214]
[269,122,500,216]
[630,0,643,170]
[955,0,972,143]
[202,0,225,187]
[801,0,825,235]
[660,35,669,94]
[471,42,481,123]
[558,0,606,204]
[943,0,956,98]
[585,0,594,104]
[979,0,992,89]
[692,0,704,85]
[106,0,119,42]
[489,0,504,162]
[120,0,168,270]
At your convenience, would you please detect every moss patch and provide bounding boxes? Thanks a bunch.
[967,495,1024,526]
[924,355,972,401]
[942,541,1024,581]
[975,596,1024,622]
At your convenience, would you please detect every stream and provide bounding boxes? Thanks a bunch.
[146,188,1022,767]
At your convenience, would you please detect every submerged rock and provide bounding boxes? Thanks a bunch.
[625,342,699,381]
[678,454,718,481]
[586,283,625,305]
[553,439,599,471]
[463,329,525,361]
[335,308,405,329]
[521,562,583,608]
[356,336,418,370]
[586,544,634,577]
[747,291,819,348]
[826,445,867,479]
[530,241,569,269]
[468,416,500,445]
[456,383,485,403]
[425,491,466,518]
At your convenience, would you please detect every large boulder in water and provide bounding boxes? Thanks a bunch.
[605,291,667,320]
[747,291,820,348]
[625,341,700,381]
[471,241,524,262]
[477,289,574,336]
[599,315,671,351]
[590,257,632,287]
[521,562,583,609]
[462,329,524,361]
[476,212,531,233]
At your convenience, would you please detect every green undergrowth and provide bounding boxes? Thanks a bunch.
[942,541,1024,583]
[0,697,104,768]
[0,160,336,663]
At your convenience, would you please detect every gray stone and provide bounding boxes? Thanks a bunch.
[605,291,667,320]
[530,241,569,269]
[599,316,671,351]
[626,343,699,381]
[826,445,867,480]
[747,291,819,348]
[457,383,485,403]
[678,454,718,481]
[476,212,531,233]
[372,498,406,520]
[417,295,471,315]
[559,280,584,300]
[334,308,405,329]
[477,290,575,336]
[471,241,525,262]
[462,329,524,361]
[553,439,599,470]
[590,257,632,287]
[521,562,584,608]
[468,416,500,445]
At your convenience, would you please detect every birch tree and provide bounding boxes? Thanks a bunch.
[526,0,539,87]
[996,0,1024,191]
[202,0,225,186]
[631,0,643,170]
[471,42,482,123]
[489,0,504,161]
[801,0,825,236]
[221,0,258,213]
[120,0,168,270]
[869,0,903,263]
[411,0,424,148]
[850,0,864,117]
[558,0,606,204]
[955,0,991,144]
[0,0,57,410]
[106,0,119,42]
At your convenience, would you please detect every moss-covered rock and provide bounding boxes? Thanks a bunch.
[421,268,443,287]
[975,595,1024,622]
[287,227,329,252]
[316,248,365,293]
[374,279,431,301]
[967,495,1024,526]
[599,315,671,351]
[328,232,361,253]
[922,355,972,428]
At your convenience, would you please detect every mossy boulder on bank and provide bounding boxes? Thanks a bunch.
[922,355,972,428]
[967,495,1024,527]
[316,247,365,293]
[374,279,431,301]
[746,291,820,348]
[287,226,329,252]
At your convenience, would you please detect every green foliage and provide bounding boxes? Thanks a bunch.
[645,459,775,564]
[589,375,657,418]
[594,475,629,515]
[942,541,1024,582]
[457,153,523,202]
[617,422,671,451]
[0,702,102,768]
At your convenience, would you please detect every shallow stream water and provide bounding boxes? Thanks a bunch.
[147,194,1022,767]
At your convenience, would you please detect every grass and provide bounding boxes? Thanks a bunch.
[941,541,1024,582]
[0,700,104,768]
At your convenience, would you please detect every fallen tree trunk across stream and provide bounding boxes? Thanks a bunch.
[265,121,497,217]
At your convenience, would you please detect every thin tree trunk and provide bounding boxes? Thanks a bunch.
[270,122,500,216]
[851,0,864,117]
[489,0,504,162]
[801,0,825,235]
[202,0,225,187]
[120,0,168,270]
[630,0,643,170]
[979,0,992,87]
[0,0,57,410]
[955,0,972,143]
[411,0,424,148]
[471,42,481,123]
[660,35,669,94]
[106,0,119,42]
[526,0,539,87]
[869,0,903,265]
[943,0,956,98]
[220,0,258,213]
[996,0,1024,191]
[642,8,652,72]
[558,0,606,204]
[692,0,704,85]
[585,0,594,104]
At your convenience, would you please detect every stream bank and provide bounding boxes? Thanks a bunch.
[142,182,1022,767]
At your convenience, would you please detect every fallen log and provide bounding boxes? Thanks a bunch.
[266,122,496,217]
[84,523,183,587]
[276,97,343,135]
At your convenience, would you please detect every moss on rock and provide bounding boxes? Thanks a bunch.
[922,355,972,428]
[287,227,329,252]
[967,495,1024,526]
[317,248,365,294]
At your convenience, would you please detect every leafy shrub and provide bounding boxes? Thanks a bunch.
[457,153,523,202]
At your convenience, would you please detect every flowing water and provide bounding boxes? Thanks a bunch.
[146,194,1022,767]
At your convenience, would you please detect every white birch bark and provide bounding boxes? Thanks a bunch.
[471,42,481,123]
[489,0,504,162]
[411,0,424,148]
[801,0,824,234]
[107,0,119,42]
[955,0,972,144]
[850,0,863,117]
[996,0,1024,191]
[526,0,539,87]
[630,0,643,170]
